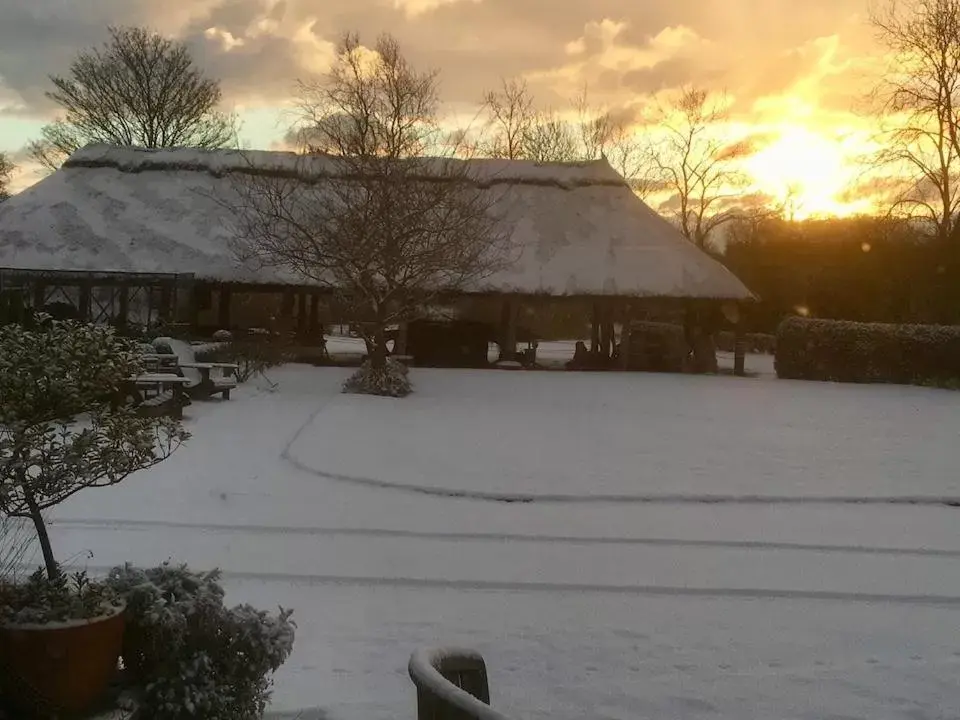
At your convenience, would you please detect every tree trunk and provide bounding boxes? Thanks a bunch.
[25,491,58,580]
[371,326,388,369]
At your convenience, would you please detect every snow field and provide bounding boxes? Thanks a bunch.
[46,364,960,720]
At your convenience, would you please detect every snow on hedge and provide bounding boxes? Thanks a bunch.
[776,316,960,387]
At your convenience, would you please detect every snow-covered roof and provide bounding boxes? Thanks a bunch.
[0,144,753,299]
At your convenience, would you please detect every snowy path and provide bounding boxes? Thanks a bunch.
[46,366,960,720]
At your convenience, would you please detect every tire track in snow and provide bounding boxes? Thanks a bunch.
[281,391,960,508]
[67,564,960,607]
[51,518,960,559]
[284,454,960,507]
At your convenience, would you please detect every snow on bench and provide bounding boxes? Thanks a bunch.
[408,648,510,720]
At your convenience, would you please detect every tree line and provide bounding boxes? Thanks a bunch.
[722,215,960,332]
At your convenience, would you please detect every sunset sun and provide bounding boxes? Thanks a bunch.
[743,126,861,219]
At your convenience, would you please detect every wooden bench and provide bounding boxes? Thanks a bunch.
[408,648,506,720]
[179,362,238,400]
[141,352,180,374]
[138,390,183,419]
[126,374,192,419]
[151,337,239,401]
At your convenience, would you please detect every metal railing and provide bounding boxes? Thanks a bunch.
[408,648,512,720]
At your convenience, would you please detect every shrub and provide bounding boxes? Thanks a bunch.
[775,316,960,386]
[343,357,412,397]
[0,568,122,624]
[199,331,295,384]
[0,319,187,581]
[105,563,295,720]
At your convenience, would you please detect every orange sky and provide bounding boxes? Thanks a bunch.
[0,0,898,216]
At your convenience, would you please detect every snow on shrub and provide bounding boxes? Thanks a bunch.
[343,357,412,397]
[0,319,187,582]
[775,316,960,386]
[106,562,295,720]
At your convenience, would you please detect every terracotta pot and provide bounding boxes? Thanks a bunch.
[0,603,126,716]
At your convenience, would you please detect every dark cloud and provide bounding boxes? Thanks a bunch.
[621,58,711,94]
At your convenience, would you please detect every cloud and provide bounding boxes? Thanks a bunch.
[0,0,888,181]
[0,0,880,117]
[391,0,481,18]
[525,20,712,104]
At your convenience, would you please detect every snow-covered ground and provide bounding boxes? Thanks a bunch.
[46,365,960,720]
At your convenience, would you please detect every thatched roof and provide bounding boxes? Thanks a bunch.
[0,144,753,299]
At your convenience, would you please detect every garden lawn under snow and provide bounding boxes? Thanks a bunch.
[44,364,960,720]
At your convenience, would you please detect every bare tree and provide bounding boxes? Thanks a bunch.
[523,112,581,162]
[227,34,512,382]
[646,87,749,248]
[29,26,235,171]
[478,81,657,196]
[295,33,440,159]
[0,153,13,201]
[571,87,658,198]
[480,77,536,159]
[870,0,960,245]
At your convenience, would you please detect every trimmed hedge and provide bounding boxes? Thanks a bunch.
[775,317,960,386]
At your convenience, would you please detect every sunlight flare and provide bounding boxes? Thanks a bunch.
[743,126,861,219]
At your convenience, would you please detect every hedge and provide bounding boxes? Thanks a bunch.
[775,316,960,386]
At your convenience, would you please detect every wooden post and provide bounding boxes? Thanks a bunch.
[599,302,614,361]
[499,296,518,361]
[117,286,129,332]
[78,283,92,322]
[590,301,601,354]
[218,286,232,329]
[32,283,46,311]
[309,293,321,337]
[296,292,308,338]
[734,303,747,377]
[395,322,409,355]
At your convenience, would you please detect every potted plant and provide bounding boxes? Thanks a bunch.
[0,318,188,715]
